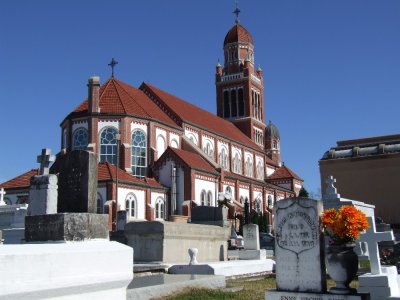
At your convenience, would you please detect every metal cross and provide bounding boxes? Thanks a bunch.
[233,0,240,24]
[37,148,55,175]
[108,58,118,78]
[0,188,6,206]
[359,217,395,274]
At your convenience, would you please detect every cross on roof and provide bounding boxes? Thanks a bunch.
[37,148,55,175]
[323,175,341,200]
[359,216,395,274]
[108,58,118,78]
[233,0,240,24]
[0,188,6,206]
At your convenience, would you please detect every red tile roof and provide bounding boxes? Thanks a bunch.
[160,147,218,174]
[141,83,262,151]
[268,165,303,181]
[72,79,178,128]
[224,23,254,46]
[98,162,164,188]
[0,169,39,189]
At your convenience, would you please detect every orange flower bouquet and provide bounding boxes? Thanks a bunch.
[321,205,369,245]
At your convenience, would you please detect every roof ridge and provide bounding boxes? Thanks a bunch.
[111,79,128,114]
[114,80,151,118]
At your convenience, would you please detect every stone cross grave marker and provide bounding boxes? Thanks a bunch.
[37,148,55,175]
[274,197,326,293]
[0,188,6,206]
[323,175,341,200]
[359,216,394,274]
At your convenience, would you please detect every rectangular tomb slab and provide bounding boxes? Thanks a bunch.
[274,197,326,293]
[25,213,109,242]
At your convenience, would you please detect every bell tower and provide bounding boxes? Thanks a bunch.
[215,9,265,148]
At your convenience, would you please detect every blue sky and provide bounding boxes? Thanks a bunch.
[1,1,399,196]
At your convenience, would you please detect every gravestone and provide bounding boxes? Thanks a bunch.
[274,197,326,293]
[58,150,98,213]
[358,217,400,300]
[243,224,260,250]
[190,206,229,227]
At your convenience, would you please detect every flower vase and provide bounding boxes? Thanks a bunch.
[326,244,358,295]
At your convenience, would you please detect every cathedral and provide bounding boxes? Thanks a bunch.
[0,15,303,226]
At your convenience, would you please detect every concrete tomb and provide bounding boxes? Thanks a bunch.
[0,203,27,244]
[190,206,229,227]
[125,221,229,263]
[357,217,400,300]
[57,150,98,213]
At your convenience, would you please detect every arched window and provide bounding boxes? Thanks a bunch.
[156,135,166,159]
[231,89,237,117]
[254,196,262,213]
[100,127,117,164]
[273,140,278,149]
[72,127,88,151]
[245,157,253,177]
[239,196,244,204]
[125,193,136,219]
[3,197,11,205]
[267,195,273,209]
[97,193,103,214]
[256,161,264,180]
[170,139,179,148]
[219,147,228,171]
[223,91,230,118]
[203,141,214,158]
[238,88,244,116]
[207,191,213,206]
[131,130,147,178]
[155,198,165,220]
[233,153,242,174]
[200,190,206,206]
[225,186,232,197]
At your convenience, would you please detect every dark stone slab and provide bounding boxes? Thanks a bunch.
[57,150,98,213]
[191,206,229,227]
[25,213,109,242]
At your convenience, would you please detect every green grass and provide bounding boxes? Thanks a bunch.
[159,276,359,300]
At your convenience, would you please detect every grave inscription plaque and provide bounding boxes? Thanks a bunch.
[274,197,326,293]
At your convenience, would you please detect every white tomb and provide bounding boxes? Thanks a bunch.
[0,241,133,299]
[357,217,400,300]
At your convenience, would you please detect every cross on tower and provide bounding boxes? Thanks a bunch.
[37,148,55,175]
[324,175,341,200]
[359,216,395,274]
[233,0,240,24]
[0,188,6,206]
[108,58,118,78]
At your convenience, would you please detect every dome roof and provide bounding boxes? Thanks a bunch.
[266,121,280,139]
[223,23,254,46]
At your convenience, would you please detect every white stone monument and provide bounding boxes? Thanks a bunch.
[358,217,400,300]
[28,148,58,216]
[0,188,6,206]
[243,223,260,250]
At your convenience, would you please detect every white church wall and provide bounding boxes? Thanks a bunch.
[72,120,88,132]
[195,178,217,206]
[184,128,199,146]
[239,187,250,202]
[266,166,275,177]
[131,121,148,134]
[156,128,167,159]
[118,187,146,220]
[98,120,120,133]
[223,184,235,201]
[169,132,180,148]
